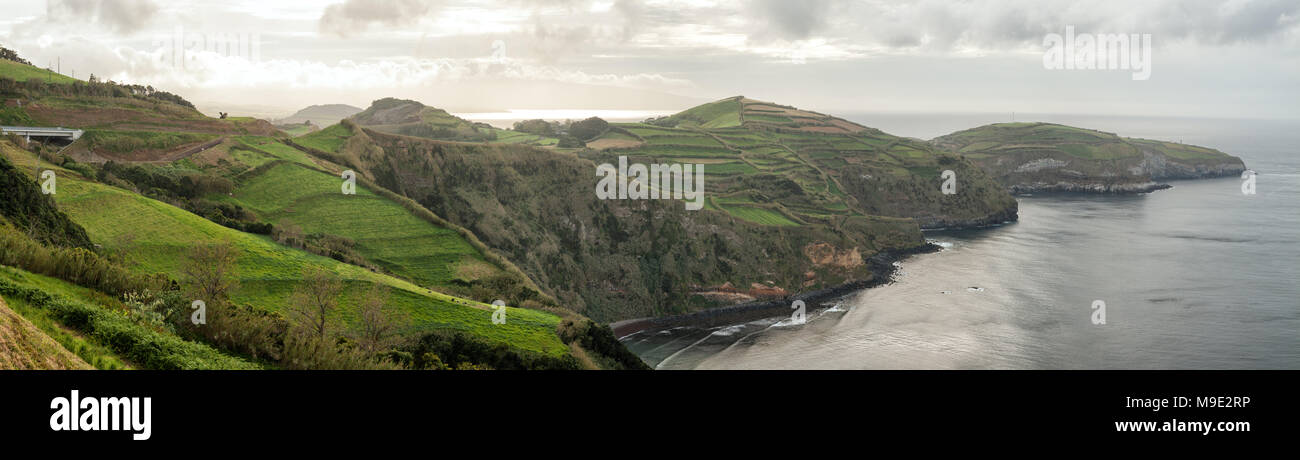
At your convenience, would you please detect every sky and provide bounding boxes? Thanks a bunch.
[0,0,1296,120]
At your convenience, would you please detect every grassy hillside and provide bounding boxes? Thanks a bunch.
[215,156,536,302]
[0,141,570,358]
[0,152,92,249]
[932,122,1247,192]
[0,58,77,84]
[0,293,93,370]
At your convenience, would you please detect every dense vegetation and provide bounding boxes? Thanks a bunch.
[0,154,92,249]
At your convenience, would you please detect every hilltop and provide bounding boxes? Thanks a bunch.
[276,104,362,127]
[347,97,494,142]
[593,96,1018,229]
[932,122,1247,193]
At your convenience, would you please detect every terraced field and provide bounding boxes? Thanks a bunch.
[586,96,1017,229]
[219,160,498,290]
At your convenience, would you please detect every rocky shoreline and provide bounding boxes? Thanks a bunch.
[917,205,1019,231]
[1003,165,1246,195]
[1007,181,1173,195]
[611,242,943,338]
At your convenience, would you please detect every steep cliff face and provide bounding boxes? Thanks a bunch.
[340,128,927,322]
[932,122,1246,194]
[309,97,1018,322]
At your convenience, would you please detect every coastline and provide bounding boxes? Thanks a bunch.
[610,242,943,339]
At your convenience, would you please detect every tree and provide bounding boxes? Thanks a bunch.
[181,242,239,306]
[353,284,406,354]
[568,116,609,141]
[556,134,585,148]
[512,119,555,136]
[289,266,343,339]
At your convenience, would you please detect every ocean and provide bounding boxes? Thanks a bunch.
[621,114,1300,370]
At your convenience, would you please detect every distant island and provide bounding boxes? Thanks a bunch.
[932,122,1246,194]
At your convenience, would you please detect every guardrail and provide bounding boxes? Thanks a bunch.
[0,126,85,141]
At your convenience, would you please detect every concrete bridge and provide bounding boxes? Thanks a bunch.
[1,126,85,142]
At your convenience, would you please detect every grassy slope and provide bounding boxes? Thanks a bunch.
[0,59,78,84]
[0,293,94,370]
[0,143,568,357]
[220,160,498,290]
[0,266,132,369]
[296,123,352,153]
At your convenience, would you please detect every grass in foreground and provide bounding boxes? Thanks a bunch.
[1,144,570,357]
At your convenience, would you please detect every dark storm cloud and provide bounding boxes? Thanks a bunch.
[319,0,441,37]
[46,0,160,34]
[735,0,1299,50]
[748,0,834,41]
[1146,0,1299,44]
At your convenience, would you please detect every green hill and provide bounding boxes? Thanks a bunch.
[931,122,1247,193]
[0,58,77,85]
[294,97,1017,322]
[599,97,1017,229]
[1,141,571,360]
[348,97,493,142]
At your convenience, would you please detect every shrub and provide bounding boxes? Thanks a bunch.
[0,224,161,296]
[568,117,609,141]
[0,278,259,369]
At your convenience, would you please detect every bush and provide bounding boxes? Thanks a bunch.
[512,119,555,137]
[406,330,581,370]
[568,117,609,141]
[0,154,93,249]
[0,278,259,369]
[556,135,585,149]
[0,224,161,297]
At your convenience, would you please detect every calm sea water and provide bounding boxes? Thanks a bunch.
[623,114,1300,370]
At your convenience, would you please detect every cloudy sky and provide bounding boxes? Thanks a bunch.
[0,0,1296,120]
